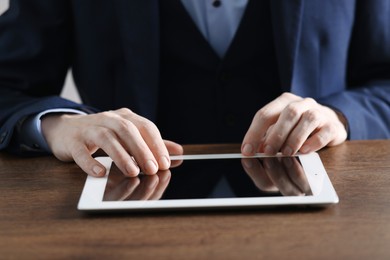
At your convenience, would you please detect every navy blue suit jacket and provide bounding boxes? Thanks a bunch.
[0,0,389,153]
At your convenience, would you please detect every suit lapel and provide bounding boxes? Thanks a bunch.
[270,0,304,91]
[113,0,160,119]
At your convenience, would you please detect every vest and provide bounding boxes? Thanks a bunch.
[157,0,281,144]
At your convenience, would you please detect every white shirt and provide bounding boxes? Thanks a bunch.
[181,0,248,58]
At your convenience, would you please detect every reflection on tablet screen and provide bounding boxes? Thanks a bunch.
[103,157,312,202]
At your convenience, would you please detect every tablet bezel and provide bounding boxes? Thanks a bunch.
[77,153,339,212]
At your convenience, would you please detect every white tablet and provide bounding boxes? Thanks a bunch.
[78,153,339,212]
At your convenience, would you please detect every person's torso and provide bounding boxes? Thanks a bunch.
[157,0,281,143]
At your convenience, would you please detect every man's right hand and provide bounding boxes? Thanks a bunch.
[41,108,183,177]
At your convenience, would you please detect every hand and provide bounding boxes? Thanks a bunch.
[41,108,183,177]
[103,163,171,201]
[241,92,347,156]
[241,157,311,196]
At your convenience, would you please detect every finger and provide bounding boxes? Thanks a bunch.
[263,97,317,155]
[131,116,171,171]
[241,108,278,156]
[85,126,141,177]
[241,93,301,156]
[281,109,322,155]
[241,158,278,192]
[164,140,183,155]
[111,109,169,173]
[164,140,184,168]
[300,126,333,153]
[71,144,107,177]
[299,107,347,153]
[97,112,159,175]
[170,158,183,168]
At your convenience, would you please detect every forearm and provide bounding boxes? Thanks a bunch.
[0,95,97,155]
[18,108,88,153]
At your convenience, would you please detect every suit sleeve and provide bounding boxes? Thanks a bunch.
[0,0,95,154]
[318,84,390,140]
[319,0,390,140]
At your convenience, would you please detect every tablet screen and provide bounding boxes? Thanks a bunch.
[103,156,312,202]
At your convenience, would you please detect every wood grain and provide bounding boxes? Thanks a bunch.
[1,140,389,259]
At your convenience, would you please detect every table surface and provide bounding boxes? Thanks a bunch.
[1,140,389,259]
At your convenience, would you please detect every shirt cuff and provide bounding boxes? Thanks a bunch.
[21,108,87,153]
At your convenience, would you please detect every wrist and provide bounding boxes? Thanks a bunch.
[41,113,82,147]
[334,110,348,130]
[39,109,87,150]
[330,107,349,139]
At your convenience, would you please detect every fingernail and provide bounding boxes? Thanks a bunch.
[283,146,293,156]
[126,163,140,176]
[300,145,310,153]
[242,144,254,155]
[93,165,104,176]
[145,160,158,174]
[264,145,275,155]
[159,156,170,169]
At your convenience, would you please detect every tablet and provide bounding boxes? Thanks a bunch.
[78,153,339,212]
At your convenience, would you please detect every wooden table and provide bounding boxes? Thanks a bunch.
[1,140,389,259]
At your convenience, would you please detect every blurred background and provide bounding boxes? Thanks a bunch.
[60,72,82,103]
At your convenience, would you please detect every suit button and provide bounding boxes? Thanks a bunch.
[0,131,8,144]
